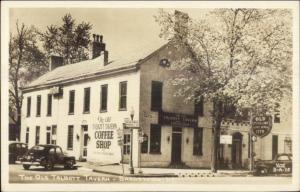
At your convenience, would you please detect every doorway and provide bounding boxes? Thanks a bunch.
[231,132,243,169]
[171,127,182,164]
[80,125,89,160]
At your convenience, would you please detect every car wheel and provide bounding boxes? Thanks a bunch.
[260,168,268,175]
[64,160,75,170]
[23,165,30,170]
[44,161,53,170]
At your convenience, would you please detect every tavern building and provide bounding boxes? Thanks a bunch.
[20,12,292,169]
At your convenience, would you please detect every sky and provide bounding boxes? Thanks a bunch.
[9,8,208,61]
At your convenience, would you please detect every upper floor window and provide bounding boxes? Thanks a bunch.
[83,87,90,113]
[26,97,31,117]
[47,94,52,116]
[119,82,127,110]
[36,95,41,117]
[100,84,108,112]
[194,95,204,116]
[274,103,280,123]
[151,81,163,111]
[69,90,75,114]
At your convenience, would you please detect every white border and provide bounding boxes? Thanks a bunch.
[1,1,299,191]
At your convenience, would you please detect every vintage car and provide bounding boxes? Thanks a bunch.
[9,141,28,164]
[254,153,292,176]
[18,144,76,170]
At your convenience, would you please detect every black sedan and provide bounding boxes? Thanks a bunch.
[17,144,76,170]
[254,153,292,176]
[9,142,28,164]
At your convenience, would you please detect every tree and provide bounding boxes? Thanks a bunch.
[155,9,292,172]
[9,22,48,140]
[41,13,92,64]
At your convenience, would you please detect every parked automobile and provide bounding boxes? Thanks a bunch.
[18,144,76,170]
[9,141,28,164]
[254,153,292,176]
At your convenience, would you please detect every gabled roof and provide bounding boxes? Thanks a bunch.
[22,42,169,92]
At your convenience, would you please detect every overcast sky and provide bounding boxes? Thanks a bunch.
[9,8,208,61]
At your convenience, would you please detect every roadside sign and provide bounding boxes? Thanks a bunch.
[220,135,232,144]
[123,122,140,129]
[252,115,272,138]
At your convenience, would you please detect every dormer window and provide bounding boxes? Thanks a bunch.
[159,58,170,67]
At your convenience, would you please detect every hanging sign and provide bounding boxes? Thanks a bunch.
[252,115,272,138]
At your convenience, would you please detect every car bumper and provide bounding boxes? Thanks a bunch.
[16,161,42,166]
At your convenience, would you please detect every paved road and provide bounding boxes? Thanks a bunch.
[9,164,292,184]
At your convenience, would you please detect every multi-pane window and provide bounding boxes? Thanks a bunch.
[151,81,163,111]
[46,126,51,144]
[119,82,127,110]
[67,125,74,150]
[194,95,204,116]
[83,87,90,113]
[26,97,31,117]
[25,127,30,144]
[149,124,161,153]
[36,95,41,117]
[193,127,203,156]
[35,126,40,145]
[51,125,57,144]
[100,84,108,112]
[69,90,75,114]
[123,134,130,155]
[141,134,148,153]
[47,94,52,116]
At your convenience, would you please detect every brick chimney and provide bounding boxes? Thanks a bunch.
[174,10,189,39]
[104,50,109,66]
[49,55,64,71]
[91,34,106,59]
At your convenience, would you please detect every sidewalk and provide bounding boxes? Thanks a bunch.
[77,162,252,177]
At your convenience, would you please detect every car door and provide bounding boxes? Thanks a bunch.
[55,147,65,165]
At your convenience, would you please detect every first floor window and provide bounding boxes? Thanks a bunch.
[67,125,74,150]
[141,134,148,154]
[25,127,30,144]
[46,126,51,144]
[284,137,292,154]
[193,127,203,156]
[272,135,278,159]
[35,126,40,145]
[123,134,130,155]
[51,125,57,144]
[149,124,161,153]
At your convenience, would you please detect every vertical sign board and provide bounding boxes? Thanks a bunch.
[252,115,272,138]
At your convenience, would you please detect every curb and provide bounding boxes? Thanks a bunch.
[176,173,217,177]
[92,169,178,177]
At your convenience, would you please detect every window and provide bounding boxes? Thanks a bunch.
[51,125,57,144]
[150,124,161,153]
[26,97,31,117]
[69,90,75,114]
[100,84,108,112]
[123,134,130,155]
[56,147,63,155]
[119,82,127,110]
[47,94,52,116]
[272,135,278,159]
[194,96,204,116]
[277,155,290,161]
[141,134,148,153]
[35,126,40,145]
[274,103,280,123]
[49,148,55,155]
[46,126,51,144]
[284,137,292,154]
[193,127,203,156]
[151,81,163,111]
[25,127,29,144]
[83,87,90,113]
[36,95,41,117]
[67,125,74,150]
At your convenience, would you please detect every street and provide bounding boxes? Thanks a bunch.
[9,164,292,184]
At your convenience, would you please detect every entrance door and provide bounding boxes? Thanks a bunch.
[231,132,243,169]
[171,127,182,164]
[81,125,88,160]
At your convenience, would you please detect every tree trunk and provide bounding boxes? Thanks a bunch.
[211,100,223,173]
